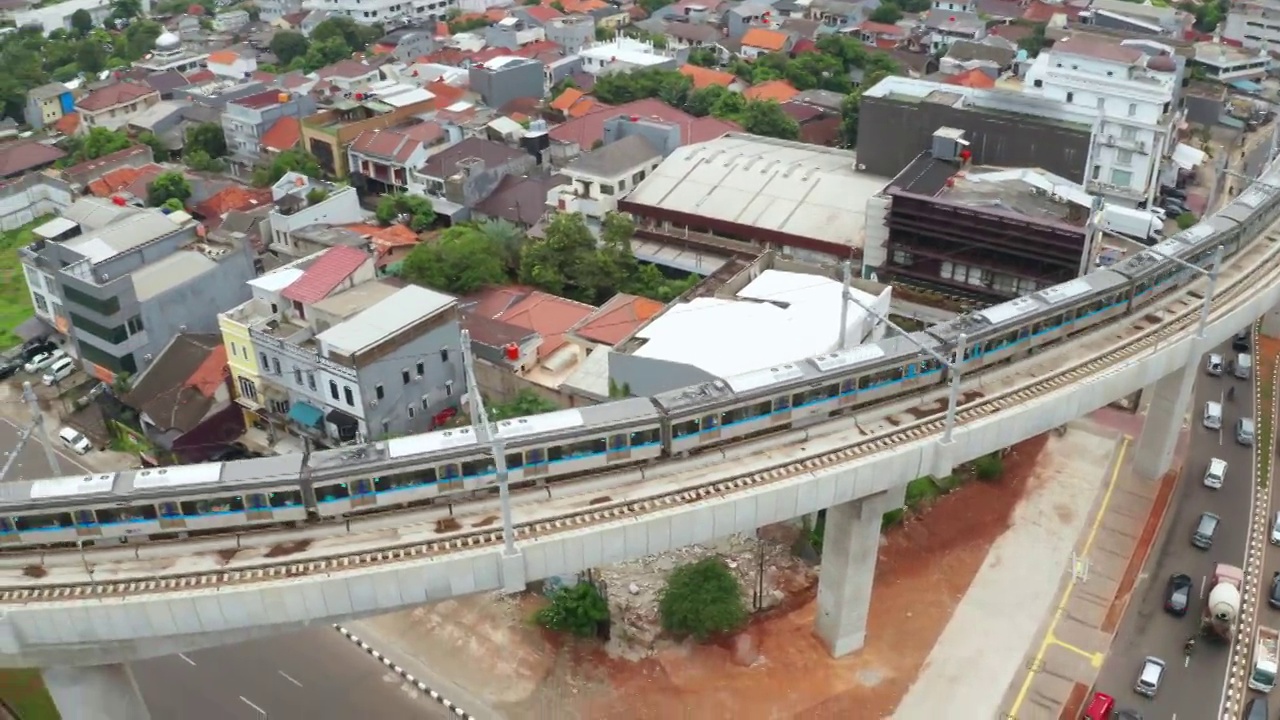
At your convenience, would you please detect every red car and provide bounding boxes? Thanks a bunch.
[1082,692,1114,720]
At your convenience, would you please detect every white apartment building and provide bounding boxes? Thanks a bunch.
[1225,0,1280,54]
[1023,35,1180,208]
[578,37,678,76]
[305,0,456,25]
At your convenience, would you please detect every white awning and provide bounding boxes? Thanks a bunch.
[1172,143,1208,171]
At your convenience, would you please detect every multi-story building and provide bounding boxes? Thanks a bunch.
[556,135,663,219]
[301,84,441,177]
[406,137,536,217]
[258,0,302,22]
[347,121,448,195]
[20,199,257,383]
[219,246,464,445]
[923,0,985,52]
[469,56,545,111]
[25,83,74,131]
[266,172,365,259]
[76,82,162,133]
[578,38,678,75]
[135,32,208,75]
[207,48,258,80]
[1224,0,1280,52]
[1023,35,1181,207]
[221,89,317,177]
[545,15,595,55]
[1191,42,1271,83]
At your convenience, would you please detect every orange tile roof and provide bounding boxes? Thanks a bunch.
[743,79,799,103]
[342,223,420,250]
[741,27,787,52]
[680,64,737,89]
[550,87,585,113]
[573,294,663,346]
[87,165,147,197]
[435,20,450,36]
[566,98,598,118]
[945,67,995,89]
[52,112,80,135]
[194,185,272,222]
[207,50,238,65]
[523,4,562,22]
[426,81,466,110]
[185,345,228,398]
[499,291,596,359]
[260,116,301,152]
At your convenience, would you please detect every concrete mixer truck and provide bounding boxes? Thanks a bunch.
[1201,563,1244,641]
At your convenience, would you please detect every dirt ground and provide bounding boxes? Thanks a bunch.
[366,434,1053,719]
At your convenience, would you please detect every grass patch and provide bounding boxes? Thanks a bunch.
[0,218,50,349]
[1260,362,1276,490]
[0,668,59,719]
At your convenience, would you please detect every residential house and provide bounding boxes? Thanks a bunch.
[24,82,73,131]
[313,60,384,98]
[549,88,600,119]
[373,28,436,62]
[193,185,274,229]
[511,3,563,27]
[459,285,596,392]
[744,79,800,102]
[853,20,909,47]
[781,98,842,145]
[142,70,195,100]
[556,135,663,219]
[485,16,547,49]
[740,28,792,59]
[19,200,257,383]
[59,145,155,190]
[1192,42,1271,83]
[0,140,65,180]
[85,163,165,199]
[470,56,545,110]
[924,0,986,52]
[260,0,305,22]
[261,117,303,155]
[544,15,594,55]
[207,49,258,80]
[266,173,365,259]
[578,37,679,75]
[221,88,317,177]
[118,333,245,464]
[300,85,443,177]
[944,38,1016,70]
[219,247,464,448]
[679,64,744,90]
[76,82,162,132]
[124,101,195,155]
[558,292,664,400]
[213,9,251,32]
[342,222,421,272]
[548,98,740,159]
[661,21,724,52]
[726,3,775,39]
[808,0,866,31]
[347,121,449,194]
[589,4,630,31]
[473,172,568,228]
[407,137,537,221]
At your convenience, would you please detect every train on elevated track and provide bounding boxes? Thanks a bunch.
[4,164,1280,551]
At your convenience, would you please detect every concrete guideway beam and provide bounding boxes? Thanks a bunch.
[814,487,906,657]
[1133,360,1197,481]
[43,663,150,720]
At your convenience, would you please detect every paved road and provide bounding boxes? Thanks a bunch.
[132,628,457,720]
[0,416,89,481]
[1093,339,1255,717]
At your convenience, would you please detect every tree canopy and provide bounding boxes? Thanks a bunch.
[535,581,610,638]
[658,558,747,641]
[185,122,228,160]
[261,18,382,73]
[490,389,560,420]
[400,225,506,295]
[252,149,323,187]
[58,127,132,166]
[147,171,192,207]
[376,192,436,231]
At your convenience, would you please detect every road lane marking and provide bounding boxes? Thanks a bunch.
[177,653,196,666]
[1048,638,1105,668]
[1202,576,1208,599]
[0,417,90,473]
[239,696,266,715]
[278,670,302,687]
[1008,436,1128,718]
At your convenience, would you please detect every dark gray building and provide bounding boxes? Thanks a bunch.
[469,56,545,110]
[544,15,595,55]
[19,199,257,382]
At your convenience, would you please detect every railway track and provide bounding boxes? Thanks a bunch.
[2,235,1280,603]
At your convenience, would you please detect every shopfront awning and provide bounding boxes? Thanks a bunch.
[1172,143,1208,171]
[287,401,324,428]
[1233,79,1264,94]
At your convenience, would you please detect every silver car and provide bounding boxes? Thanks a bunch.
[1135,656,1165,698]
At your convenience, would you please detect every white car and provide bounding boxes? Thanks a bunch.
[1271,511,1280,545]
[23,350,64,374]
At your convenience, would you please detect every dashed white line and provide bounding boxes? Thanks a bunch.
[177,653,196,667]
[239,696,266,716]
[278,670,303,688]
[1202,575,1208,599]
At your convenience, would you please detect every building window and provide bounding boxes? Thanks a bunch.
[260,352,269,368]
[307,372,316,391]
[1120,126,1137,141]
[440,348,449,363]
[1127,102,1137,117]
[230,342,238,357]
[330,380,339,400]
[1065,92,1074,103]
[416,361,424,376]
[381,419,390,435]
[1110,169,1133,187]
[270,302,278,314]
[375,384,385,400]
[1117,150,1133,166]
[293,367,302,384]
[408,405,415,419]
[599,184,615,195]
[1091,164,1100,180]
[238,376,257,400]
[402,369,410,384]
[421,395,429,410]
[445,380,453,396]
[62,286,120,315]
[32,294,48,314]
[344,386,354,406]
[1096,97,1104,110]
[272,357,281,375]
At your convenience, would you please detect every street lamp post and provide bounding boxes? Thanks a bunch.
[459,330,517,559]
[1139,243,1225,341]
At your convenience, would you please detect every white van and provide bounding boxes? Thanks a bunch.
[41,357,75,386]
[1204,401,1223,430]
[57,427,91,455]
[1205,458,1227,489]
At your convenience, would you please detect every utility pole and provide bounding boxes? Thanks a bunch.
[0,418,37,483]
[24,381,59,477]
[837,261,853,350]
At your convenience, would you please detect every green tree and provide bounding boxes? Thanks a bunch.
[739,100,800,140]
[121,20,163,61]
[75,39,108,74]
[658,558,747,641]
[490,389,559,420]
[311,16,380,51]
[685,85,728,117]
[1018,23,1048,56]
[147,171,192,207]
[592,68,692,106]
[536,581,610,637]
[184,122,228,159]
[519,212,599,302]
[687,47,717,68]
[136,130,167,159]
[1176,212,1199,229]
[375,192,436,231]
[161,197,185,212]
[869,2,903,22]
[70,9,94,35]
[184,148,226,172]
[477,218,525,274]
[110,0,143,20]
[300,36,352,73]
[62,127,132,165]
[840,91,862,147]
[401,226,506,294]
[251,149,322,186]
[269,31,309,65]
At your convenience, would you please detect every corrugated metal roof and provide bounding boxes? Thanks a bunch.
[280,245,369,305]
[317,285,455,354]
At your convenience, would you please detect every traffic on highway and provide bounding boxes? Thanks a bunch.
[1093,333,1267,718]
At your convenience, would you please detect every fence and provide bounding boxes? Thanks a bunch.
[0,174,73,233]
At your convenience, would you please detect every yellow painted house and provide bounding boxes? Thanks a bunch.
[218,310,264,427]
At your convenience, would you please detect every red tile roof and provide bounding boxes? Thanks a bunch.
[572,294,663,346]
[185,345,228,397]
[350,122,444,163]
[744,79,800,102]
[679,64,738,89]
[193,185,273,224]
[184,68,216,84]
[86,163,164,197]
[52,112,80,135]
[498,291,596,358]
[858,20,907,36]
[232,89,291,110]
[0,140,65,178]
[76,82,157,112]
[317,59,375,79]
[1021,0,1062,22]
[281,246,370,305]
[741,27,788,52]
[945,68,996,88]
[549,98,739,148]
[260,117,302,152]
[425,81,466,110]
[550,87,585,113]
[208,50,239,65]
[523,4,562,22]
[343,223,420,258]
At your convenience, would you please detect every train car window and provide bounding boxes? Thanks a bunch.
[97,506,158,524]
[314,485,350,503]
[0,518,13,534]
[630,428,660,446]
[703,415,720,429]
[15,512,72,531]
[506,452,524,469]
[74,510,94,526]
[246,494,269,510]
[526,449,546,465]
[839,379,855,394]
[374,476,411,492]
[462,458,495,477]
[748,400,772,418]
[555,438,606,459]
[180,497,246,515]
[268,490,303,508]
[672,419,701,437]
[441,464,460,480]
[353,480,374,496]
[608,434,627,450]
[159,501,181,518]
[775,395,791,411]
